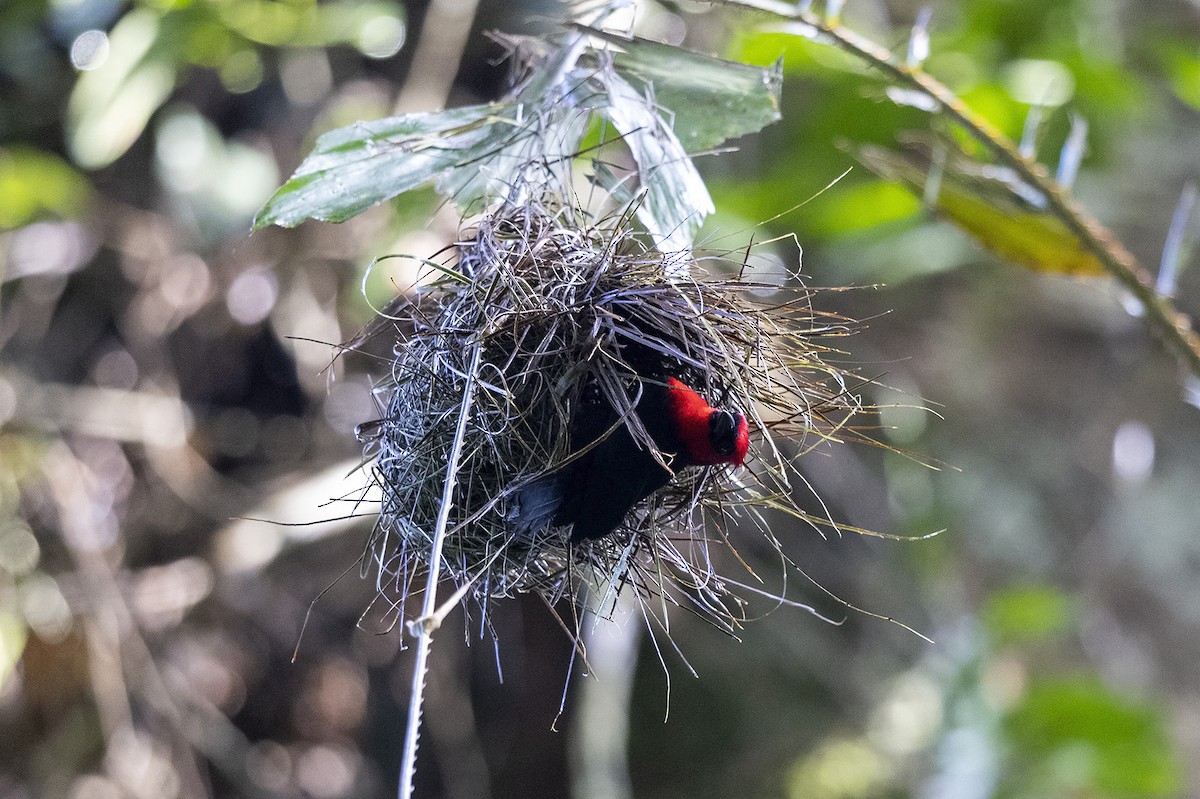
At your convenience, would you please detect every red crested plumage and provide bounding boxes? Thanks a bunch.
[666,377,750,466]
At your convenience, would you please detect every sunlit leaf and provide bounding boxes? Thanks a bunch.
[253,103,540,229]
[578,26,782,153]
[850,139,1109,276]
[597,69,713,257]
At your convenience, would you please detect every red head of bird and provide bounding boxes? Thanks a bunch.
[665,377,750,466]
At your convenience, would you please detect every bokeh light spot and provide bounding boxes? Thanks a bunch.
[281,49,333,106]
[1003,59,1074,106]
[357,14,405,59]
[247,741,293,793]
[155,111,212,193]
[68,775,120,799]
[69,29,109,71]
[1112,420,1155,484]
[0,523,41,576]
[159,253,212,312]
[92,347,139,390]
[219,49,264,94]
[226,267,279,325]
[21,574,73,644]
[295,744,358,799]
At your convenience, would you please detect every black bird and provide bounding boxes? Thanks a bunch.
[509,375,749,542]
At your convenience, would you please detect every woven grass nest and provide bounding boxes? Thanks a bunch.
[355,197,867,639]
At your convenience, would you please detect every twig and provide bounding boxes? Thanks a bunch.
[719,0,1200,377]
[398,340,484,799]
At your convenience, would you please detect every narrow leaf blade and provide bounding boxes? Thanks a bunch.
[599,70,714,254]
[253,104,511,229]
[851,140,1108,277]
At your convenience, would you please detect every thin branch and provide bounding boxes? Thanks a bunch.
[720,0,1200,377]
[398,340,484,799]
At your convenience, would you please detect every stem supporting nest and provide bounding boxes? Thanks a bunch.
[398,340,483,799]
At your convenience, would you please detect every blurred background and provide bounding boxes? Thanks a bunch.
[3,0,1200,797]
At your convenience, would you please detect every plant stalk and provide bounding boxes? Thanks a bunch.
[399,340,483,799]
[721,0,1200,378]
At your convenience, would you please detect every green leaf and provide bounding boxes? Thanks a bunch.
[257,28,783,238]
[597,69,713,256]
[579,26,783,153]
[850,138,1109,277]
[1005,677,1183,798]
[256,30,614,230]
[253,103,522,229]
[434,106,592,216]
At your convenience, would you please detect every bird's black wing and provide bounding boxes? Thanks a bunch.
[565,381,677,542]
[510,376,686,543]
[565,423,671,542]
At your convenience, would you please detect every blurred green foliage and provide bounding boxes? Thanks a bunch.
[65,0,407,168]
[983,584,1075,645]
[849,139,1111,277]
[778,583,1184,799]
[720,0,1171,286]
[1003,676,1182,798]
[0,148,92,230]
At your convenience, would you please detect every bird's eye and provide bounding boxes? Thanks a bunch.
[709,410,740,456]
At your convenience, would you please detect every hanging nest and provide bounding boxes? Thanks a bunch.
[355,195,868,639]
